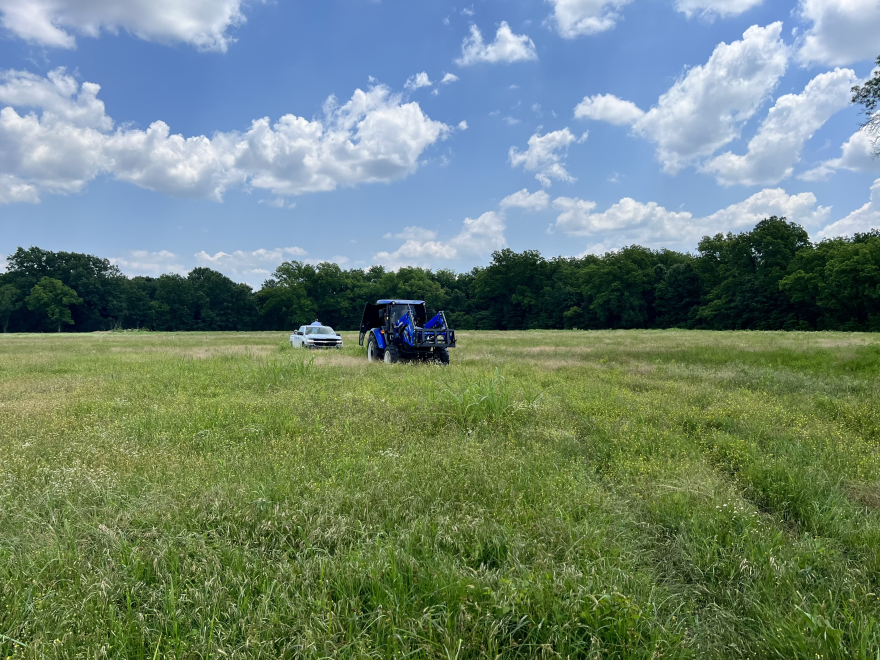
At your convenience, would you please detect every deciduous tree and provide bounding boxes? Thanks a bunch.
[25,277,82,332]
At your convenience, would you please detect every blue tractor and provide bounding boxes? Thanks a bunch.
[358,299,456,364]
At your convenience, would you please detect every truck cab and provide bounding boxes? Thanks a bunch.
[290,321,343,349]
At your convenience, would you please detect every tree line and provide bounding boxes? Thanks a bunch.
[2,216,879,333]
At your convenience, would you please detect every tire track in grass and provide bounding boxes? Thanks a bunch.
[559,364,880,657]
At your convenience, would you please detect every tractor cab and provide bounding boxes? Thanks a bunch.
[389,302,426,326]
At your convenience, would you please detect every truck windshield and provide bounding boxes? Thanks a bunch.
[305,326,335,335]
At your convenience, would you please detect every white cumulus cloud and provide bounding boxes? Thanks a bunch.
[455,22,538,66]
[554,196,690,239]
[576,23,789,174]
[405,72,432,91]
[545,0,633,38]
[440,73,459,84]
[796,0,880,67]
[194,246,308,280]
[638,23,789,173]
[105,122,242,201]
[216,85,450,197]
[0,68,114,130]
[0,69,111,199]
[0,174,38,204]
[109,250,188,277]
[573,93,644,126]
[816,178,880,238]
[0,0,250,51]
[509,128,586,187]
[110,245,338,285]
[0,69,452,204]
[373,185,550,269]
[701,188,830,231]
[704,67,858,185]
[261,197,296,209]
[553,187,830,247]
[0,100,108,197]
[373,211,506,269]
[500,188,550,210]
[674,0,763,19]
[384,227,439,241]
[800,130,880,181]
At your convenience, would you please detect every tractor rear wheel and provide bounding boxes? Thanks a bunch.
[384,344,400,364]
[433,347,450,365]
[366,334,382,362]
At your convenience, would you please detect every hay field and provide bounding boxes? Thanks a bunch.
[1,330,880,659]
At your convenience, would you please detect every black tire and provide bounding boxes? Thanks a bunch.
[383,343,400,364]
[366,334,382,362]
[433,347,450,365]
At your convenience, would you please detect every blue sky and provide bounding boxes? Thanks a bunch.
[1,0,879,285]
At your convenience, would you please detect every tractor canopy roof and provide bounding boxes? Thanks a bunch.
[375,299,425,305]
[360,300,427,333]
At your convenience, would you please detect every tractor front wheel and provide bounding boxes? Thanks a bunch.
[433,347,450,365]
[366,334,382,362]
[384,344,400,364]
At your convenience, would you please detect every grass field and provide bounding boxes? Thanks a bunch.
[2,330,880,659]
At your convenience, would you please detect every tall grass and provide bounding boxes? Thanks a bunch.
[1,329,879,658]
[433,369,544,428]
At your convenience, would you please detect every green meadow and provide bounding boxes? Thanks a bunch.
[1,330,880,659]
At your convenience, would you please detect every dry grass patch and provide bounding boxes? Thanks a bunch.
[846,482,880,510]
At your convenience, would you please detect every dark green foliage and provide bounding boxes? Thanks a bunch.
[25,277,83,332]
[3,216,880,332]
[655,262,702,327]
[581,247,689,328]
[470,249,549,329]
[1,246,127,331]
[0,283,20,333]
[188,268,259,330]
[694,217,812,330]
[780,230,880,331]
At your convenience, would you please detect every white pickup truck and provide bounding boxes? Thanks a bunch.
[290,321,343,349]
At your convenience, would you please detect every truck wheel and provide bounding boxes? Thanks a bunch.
[384,344,400,364]
[366,334,382,362]
[433,347,450,365]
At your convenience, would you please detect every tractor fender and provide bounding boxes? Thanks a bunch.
[371,328,386,350]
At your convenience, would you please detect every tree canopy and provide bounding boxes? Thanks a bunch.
[2,216,879,333]
[25,277,83,332]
